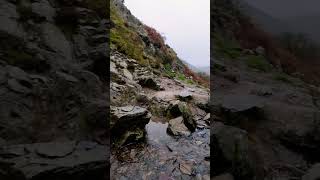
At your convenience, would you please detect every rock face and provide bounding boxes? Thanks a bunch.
[0,141,108,180]
[302,164,320,180]
[0,0,108,178]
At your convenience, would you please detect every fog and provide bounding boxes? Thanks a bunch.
[124,0,210,67]
[244,0,320,18]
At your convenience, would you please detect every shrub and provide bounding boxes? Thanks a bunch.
[213,33,242,59]
[144,25,166,51]
[273,73,292,84]
[163,63,176,78]
[245,55,271,72]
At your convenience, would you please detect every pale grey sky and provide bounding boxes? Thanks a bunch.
[124,0,210,67]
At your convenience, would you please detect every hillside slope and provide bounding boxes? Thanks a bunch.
[212,0,320,179]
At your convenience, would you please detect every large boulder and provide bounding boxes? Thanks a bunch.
[167,101,196,132]
[176,91,193,101]
[167,116,191,136]
[110,106,151,146]
[137,76,161,90]
[212,122,254,179]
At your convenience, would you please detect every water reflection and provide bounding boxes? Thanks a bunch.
[145,118,173,144]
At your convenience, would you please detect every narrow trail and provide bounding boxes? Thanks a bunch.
[111,77,210,180]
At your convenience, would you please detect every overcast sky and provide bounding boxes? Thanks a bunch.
[244,0,320,18]
[124,0,210,67]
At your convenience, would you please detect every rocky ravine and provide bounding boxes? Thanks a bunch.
[0,0,108,179]
[110,51,210,179]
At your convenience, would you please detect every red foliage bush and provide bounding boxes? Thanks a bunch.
[184,66,209,87]
[236,16,320,84]
[144,25,166,51]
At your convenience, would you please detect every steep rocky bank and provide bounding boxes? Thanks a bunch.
[0,0,108,179]
[212,0,320,179]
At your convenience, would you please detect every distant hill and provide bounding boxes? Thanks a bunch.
[283,15,320,43]
[237,0,289,34]
[181,60,210,75]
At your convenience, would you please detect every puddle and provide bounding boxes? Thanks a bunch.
[145,118,173,145]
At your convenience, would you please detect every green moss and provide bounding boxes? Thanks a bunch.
[245,55,271,72]
[110,4,147,65]
[213,33,242,59]
[177,73,186,81]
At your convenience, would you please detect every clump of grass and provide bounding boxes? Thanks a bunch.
[245,55,271,72]
[163,63,176,78]
[273,73,292,84]
[213,33,242,59]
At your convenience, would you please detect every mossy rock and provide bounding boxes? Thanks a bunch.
[113,128,145,147]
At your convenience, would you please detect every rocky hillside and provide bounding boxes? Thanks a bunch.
[212,0,320,179]
[0,0,108,179]
[110,0,210,179]
[110,0,208,87]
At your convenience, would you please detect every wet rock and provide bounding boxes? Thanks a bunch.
[302,163,320,180]
[179,162,193,175]
[255,46,265,55]
[212,173,234,180]
[212,122,253,178]
[111,106,151,146]
[56,71,79,83]
[196,98,210,113]
[136,93,149,104]
[40,22,72,60]
[167,116,191,136]
[176,91,193,101]
[7,66,29,82]
[203,113,210,123]
[137,76,161,90]
[31,0,56,22]
[0,141,108,180]
[202,175,211,180]
[35,141,76,158]
[110,61,118,75]
[111,106,151,126]
[85,100,108,129]
[218,94,265,113]
[167,101,196,131]
[0,161,26,180]
[7,79,31,94]
[122,68,133,81]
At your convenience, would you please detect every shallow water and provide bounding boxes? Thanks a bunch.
[145,118,173,145]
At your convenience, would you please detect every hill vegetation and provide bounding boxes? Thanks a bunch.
[213,0,320,85]
[110,0,208,87]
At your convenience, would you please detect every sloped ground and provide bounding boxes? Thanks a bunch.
[212,49,320,179]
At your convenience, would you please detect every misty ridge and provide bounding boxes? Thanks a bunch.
[231,0,320,83]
